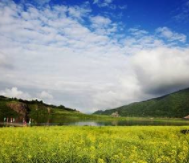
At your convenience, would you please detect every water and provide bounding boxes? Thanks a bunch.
[1,114,189,127]
[1,119,189,127]
[68,120,189,126]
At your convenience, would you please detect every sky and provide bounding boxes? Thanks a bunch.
[0,0,189,113]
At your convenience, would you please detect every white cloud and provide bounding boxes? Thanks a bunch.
[33,0,51,5]
[0,87,31,99]
[67,3,91,20]
[38,91,53,100]
[132,47,189,95]
[93,0,113,5]
[0,52,14,71]
[93,0,116,9]
[129,28,148,37]
[174,1,189,22]
[90,15,111,26]
[90,16,118,35]
[0,52,8,67]
[156,27,187,43]
[0,0,189,113]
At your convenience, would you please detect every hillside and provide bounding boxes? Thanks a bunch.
[0,95,80,122]
[94,88,189,118]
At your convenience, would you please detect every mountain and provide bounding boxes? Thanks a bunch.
[94,88,189,118]
[0,95,79,121]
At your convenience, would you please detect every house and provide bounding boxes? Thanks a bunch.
[183,115,189,119]
[111,111,119,117]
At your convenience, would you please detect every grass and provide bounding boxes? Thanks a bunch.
[1,126,189,163]
[0,96,82,121]
[0,100,19,119]
[2,95,189,125]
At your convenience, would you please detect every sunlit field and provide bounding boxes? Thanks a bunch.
[0,126,189,163]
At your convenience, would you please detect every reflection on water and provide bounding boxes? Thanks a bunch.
[68,121,103,126]
[70,120,189,126]
[1,115,189,127]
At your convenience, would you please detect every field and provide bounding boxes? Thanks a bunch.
[1,126,189,163]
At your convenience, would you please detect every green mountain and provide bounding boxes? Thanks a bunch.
[94,88,189,118]
[0,95,80,122]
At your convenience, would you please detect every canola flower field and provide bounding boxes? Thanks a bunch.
[0,126,189,163]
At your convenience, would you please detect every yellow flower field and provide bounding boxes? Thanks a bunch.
[0,126,189,163]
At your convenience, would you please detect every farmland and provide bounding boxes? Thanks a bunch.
[1,126,189,163]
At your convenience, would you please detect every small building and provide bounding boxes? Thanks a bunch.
[183,115,189,119]
[111,111,119,117]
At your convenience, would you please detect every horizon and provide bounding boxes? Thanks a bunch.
[0,0,189,113]
[1,86,189,114]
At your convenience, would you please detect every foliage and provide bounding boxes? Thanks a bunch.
[0,97,19,119]
[1,126,189,162]
[0,95,80,121]
[94,88,189,118]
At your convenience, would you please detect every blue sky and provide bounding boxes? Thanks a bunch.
[12,0,189,38]
[0,0,189,112]
[19,0,189,35]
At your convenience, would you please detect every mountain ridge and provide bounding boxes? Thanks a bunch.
[0,95,80,121]
[94,88,189,118]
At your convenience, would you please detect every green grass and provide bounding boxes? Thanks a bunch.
[0,95,83,122]
[1,126,189,163]
[2,95,189,125]
[0,101,19,119]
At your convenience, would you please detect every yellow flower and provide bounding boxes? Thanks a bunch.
[98,158,105,163]
[28,155,32,159]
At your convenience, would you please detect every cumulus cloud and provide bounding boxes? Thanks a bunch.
[67,3,91,19]
[156,27,187,43]
[0,87,31,99]
[90,16,111,26]
[0,0,189,113]
[38,91,53,100]
[132,47,189,95]
[90,16,117,35]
